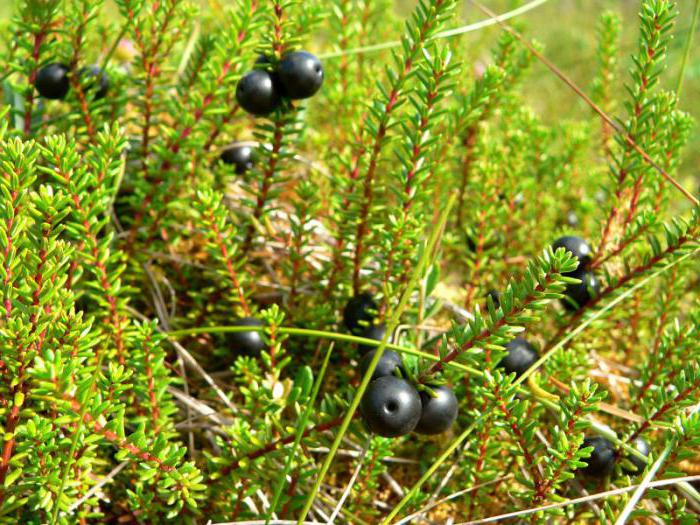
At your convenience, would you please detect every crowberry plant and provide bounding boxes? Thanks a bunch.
[0,0,699,523]
[34,63,70,99]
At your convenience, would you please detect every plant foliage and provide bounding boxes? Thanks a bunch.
[0,0,699,523]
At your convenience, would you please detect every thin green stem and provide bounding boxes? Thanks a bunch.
[101,19,132,71]
[50,417,84,523]
[675,0,700,99]
[295,194,456,524]
[265,343,334,524]
[170,325,478,371]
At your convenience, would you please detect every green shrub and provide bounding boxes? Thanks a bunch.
[0,0,699,523]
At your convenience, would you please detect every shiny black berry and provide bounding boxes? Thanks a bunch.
[229,317,265,354]
[360,376,421,438]
[623,437,650,475]
[414,384,458,435]
[236,69,280,116]
[359,347,405,382]
[79,65,109,100]
[498,337,539,377]
[343,293,377,334]
[562,269,600,311]
[35,63,70,100]
[277,51,324,100]
[220,143,256,174]
[580,436,615,477]
[552,236,593,271]
[357,323,387,352]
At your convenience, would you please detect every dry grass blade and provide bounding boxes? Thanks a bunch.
[65,461,129,515]
[394,475,513,525]
[128,306,240,414]
[457,475,700,525]
[326,437,371,523]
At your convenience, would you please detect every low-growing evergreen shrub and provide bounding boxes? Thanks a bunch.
[0,0,699,523]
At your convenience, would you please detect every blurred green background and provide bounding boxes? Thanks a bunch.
[459,1,699,165]
[1,0,697,186]
[441,0,700,188]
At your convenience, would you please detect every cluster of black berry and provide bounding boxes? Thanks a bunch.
[488,235,601,381]
[552,235,600,311]
[235,50,324,116]
[34,62,109,101]
[343,294,459,438]
[579,436,650,478]
[219,51,324,175]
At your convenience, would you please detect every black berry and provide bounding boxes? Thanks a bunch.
[343,293,377,334]
[562,269,600,311]
[485,290,501,310]
[552,236,593,271]
[623,437,650,475]
[357,323,387,352]
[229,317,265,354]
[35,63,70,100]
[498,337,539,377]
[360,376,421,438]
[220,143,256,174]
[580,436,615,477]
[414,384,458,435]
[359,347,405,382]
[79,65,109,100]
[277,51,324,100]
[466,234,477,252]
[236,69,280,116]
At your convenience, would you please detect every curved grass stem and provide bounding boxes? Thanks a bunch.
[318,0,550,60]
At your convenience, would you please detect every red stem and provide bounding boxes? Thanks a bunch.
[23,27,49,135]
[207,210,251,315]
[242,118,285,255]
